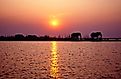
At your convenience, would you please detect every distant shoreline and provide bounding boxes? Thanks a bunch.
[0,40,121,42]
[1,34,121,41]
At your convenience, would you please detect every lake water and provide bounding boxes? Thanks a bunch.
[0,41,121,79]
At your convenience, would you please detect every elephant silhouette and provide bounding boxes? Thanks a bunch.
[90,32,102,40]
[71,32,82,41]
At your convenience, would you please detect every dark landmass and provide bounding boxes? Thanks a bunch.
[0,32,121,41]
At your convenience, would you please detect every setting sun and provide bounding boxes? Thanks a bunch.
[49,16,60,28]
[51,19,59,27]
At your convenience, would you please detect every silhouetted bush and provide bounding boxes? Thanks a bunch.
[15,34,25,40]
[26,35,39,41]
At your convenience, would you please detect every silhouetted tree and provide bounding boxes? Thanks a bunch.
[15,34,24,40]
[44,35,50,41]
[0,36,5,41]
[26,35,38,41]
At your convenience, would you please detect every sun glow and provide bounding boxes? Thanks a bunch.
[49,16,60,28]
[51,19,59,27]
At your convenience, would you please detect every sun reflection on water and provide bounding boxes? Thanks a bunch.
[50,41,59,78]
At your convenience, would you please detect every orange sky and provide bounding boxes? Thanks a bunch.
[0,0,121,37]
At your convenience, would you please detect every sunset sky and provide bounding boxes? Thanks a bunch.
[0,0,121,37]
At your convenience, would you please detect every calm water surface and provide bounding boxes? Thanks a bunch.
[0,41,121,79]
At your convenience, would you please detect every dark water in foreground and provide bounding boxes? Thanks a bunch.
[0,41,121,79]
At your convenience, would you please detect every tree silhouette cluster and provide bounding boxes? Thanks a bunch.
[0,34,71,41]
[0,32,121,41]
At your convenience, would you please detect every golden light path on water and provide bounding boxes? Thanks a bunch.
[50,41,59,78]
